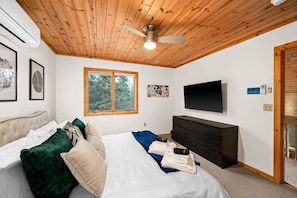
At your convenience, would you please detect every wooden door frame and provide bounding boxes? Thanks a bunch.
[274,40,297,183]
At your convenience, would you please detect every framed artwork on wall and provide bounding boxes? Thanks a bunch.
[29,59,44,100]
[147,85,169,97]
[0,43,17,102]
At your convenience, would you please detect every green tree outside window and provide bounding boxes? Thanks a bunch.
[84,68,138,116]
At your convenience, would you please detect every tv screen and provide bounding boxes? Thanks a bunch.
[184,80,223,113]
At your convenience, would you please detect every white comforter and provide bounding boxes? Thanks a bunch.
[70,132,230,198]
[0,124,230,198]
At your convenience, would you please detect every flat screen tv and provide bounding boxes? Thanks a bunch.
[184,80,223,113]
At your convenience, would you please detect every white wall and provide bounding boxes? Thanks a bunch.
[174,21,297,175]
[0,38,56,120]
[55,56,175,135]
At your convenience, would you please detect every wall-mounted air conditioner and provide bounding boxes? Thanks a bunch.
[0,0,40,47]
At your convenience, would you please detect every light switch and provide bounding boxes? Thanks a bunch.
[261,85,267,95]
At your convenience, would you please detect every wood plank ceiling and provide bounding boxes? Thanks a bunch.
[17,0,297,68]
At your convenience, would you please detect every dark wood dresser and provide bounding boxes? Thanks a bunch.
[171,115,238,168]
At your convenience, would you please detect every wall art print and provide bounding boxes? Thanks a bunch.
[147,85,169,97]
[30,59,44,100]
[0,43,17,102]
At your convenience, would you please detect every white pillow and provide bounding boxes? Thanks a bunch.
[26,120,57,138]
[0,121,59,169]
[0,137,31,169]
[85,121,102,139]
[0,137,36,169]
[61,138,107,197]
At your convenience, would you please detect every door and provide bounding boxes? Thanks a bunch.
[274,40,297,185]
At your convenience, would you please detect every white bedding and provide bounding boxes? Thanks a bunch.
[69,132,230,198]
[1,122,230,198]
[0,120,70,169]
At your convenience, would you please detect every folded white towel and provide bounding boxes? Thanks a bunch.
[161,150,196,174]
[148,141,167,155]
[167,141,176,149]
[170,154,190,166]
[148,141,176,156]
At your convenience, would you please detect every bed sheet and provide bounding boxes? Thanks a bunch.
[69,132,230,198]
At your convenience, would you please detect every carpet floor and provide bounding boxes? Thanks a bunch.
[192,153,297,198]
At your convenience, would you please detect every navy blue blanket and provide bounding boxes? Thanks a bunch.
[132,131,200,173]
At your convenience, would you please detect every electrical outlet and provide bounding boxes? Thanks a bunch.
[263,104,273,111]
[144,122,147,127]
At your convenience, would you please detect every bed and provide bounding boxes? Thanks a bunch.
[0,111,230,198]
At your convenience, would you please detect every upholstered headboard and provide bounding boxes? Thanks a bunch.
[0,111,49,147]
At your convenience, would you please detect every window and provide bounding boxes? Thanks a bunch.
[84,67,138,116]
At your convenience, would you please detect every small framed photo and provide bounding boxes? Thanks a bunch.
[147,85,169,97]
[29,59,44,100]
[0,43,17,102]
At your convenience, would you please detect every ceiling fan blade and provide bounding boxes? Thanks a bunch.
[121,24,146,37]
[157,35,185,43]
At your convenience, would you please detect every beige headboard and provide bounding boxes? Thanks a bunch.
[0,111,49,147]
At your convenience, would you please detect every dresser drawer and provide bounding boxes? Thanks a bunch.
[191,143,223,168]
[171,131,191,147]
[173,126,222,152]
[174,117,222,141]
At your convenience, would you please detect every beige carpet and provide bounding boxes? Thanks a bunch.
[192,153,297,198]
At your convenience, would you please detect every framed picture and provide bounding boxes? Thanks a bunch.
[147,85,169,97]
[30,59,44,100]
[0,43,17,102]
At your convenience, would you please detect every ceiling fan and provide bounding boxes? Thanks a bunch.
[121,24,185,52]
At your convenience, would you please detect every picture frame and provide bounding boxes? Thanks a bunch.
[29,59,44,100]
[0,43,17,102]
[147,85,169,97]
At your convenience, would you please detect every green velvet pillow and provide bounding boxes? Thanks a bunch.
[72,118,86,139]
[20,129,77,198]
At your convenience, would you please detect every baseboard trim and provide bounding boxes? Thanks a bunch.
[238,161,274,182]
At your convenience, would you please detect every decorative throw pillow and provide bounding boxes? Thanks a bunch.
[87,135,106,159]
[61,138,107,197]
[85,120,102,139]
[72,118,86,139]
[63,122,83,146]
[20,129,77,198]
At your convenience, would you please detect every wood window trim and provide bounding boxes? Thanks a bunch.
[84,67,138,116]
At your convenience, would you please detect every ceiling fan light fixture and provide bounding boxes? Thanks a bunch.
[144,41,156,50]
[271,0,286,6]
